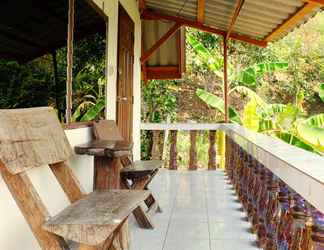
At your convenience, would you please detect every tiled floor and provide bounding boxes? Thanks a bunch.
[129,169,261,250]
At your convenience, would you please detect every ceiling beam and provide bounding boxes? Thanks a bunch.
[226,0,245,40]
[142,10,267,47]
[141,23,182,64]
[264,2,319,42]
[197,0,205,23]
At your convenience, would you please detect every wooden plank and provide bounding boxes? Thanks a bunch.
[142,10,267,47]
[66,0,75,123]
[0,107,73,174]
[0,161,63,249]
[141,23,182,64]
[197,0,205,23]
[49,162,86,203]
[264,2,318,42]
[189,130,198,170]
[226,0,245,40]
[93,120,124,141]
[146,66,181,80]
[43,190,150,246]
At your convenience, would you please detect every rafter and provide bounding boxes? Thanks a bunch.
[197,0,205,23]
[264,2,319,42]
[226,0,245,40]
[142,10,267,47]
[141,23,182,64]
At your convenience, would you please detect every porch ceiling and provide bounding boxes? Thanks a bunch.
[143,0,323,46]
[0,0,106,62]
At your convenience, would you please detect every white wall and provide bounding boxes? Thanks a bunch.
[92,0,142,160]
[0,128,94,250]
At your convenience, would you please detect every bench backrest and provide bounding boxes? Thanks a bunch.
[0,107,73,174]
[0,107,84,249]
[93,120,124,141]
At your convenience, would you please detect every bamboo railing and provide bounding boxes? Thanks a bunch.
[142,123,324,249]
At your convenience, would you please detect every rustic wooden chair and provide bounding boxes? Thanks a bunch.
[93,120,163,229]
[0,107,149,250]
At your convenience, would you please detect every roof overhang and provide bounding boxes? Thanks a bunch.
[141,0,323,47]
[0,0,106,62]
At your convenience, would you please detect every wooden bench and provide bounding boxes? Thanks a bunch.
[93,120,163,229]
[0,107,149,250]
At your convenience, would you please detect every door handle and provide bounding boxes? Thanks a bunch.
[117,96,128,101]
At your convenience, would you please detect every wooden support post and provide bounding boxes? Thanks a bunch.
[223,36,229,123]
[66,0,75,124]
[151,130,161,160]
[189,130,198,170]
[169,130,178,170]
[208,130,217,170]
[52,51,61,118]
[93,157,121,190]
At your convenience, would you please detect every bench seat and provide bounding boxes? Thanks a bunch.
[43,190,150,246]
[121,160,163,179]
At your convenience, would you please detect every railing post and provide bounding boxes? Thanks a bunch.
[151,130,160,160]
[208,130,217,170]
[189,130,198,170]
[169,130,178,170]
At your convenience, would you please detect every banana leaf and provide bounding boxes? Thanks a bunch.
[80,98,105,122]
[296,114,324,152]
[242,100,259,131]
[275,132,315,153]
[196,89,242,124]
[231,86,267,107]
[187,34,223,74]
[260,103,286,119]
[236,62,288,86]
[318,83,324,103]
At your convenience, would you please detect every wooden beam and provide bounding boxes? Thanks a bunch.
[226,0,245,40]
[66,0,75,124]
[197,0,205,23]
[139,0,146,14]
[307,0,324,5]
[223,36,229,123]
[142,10,267,47]
[49,162,86,203]
[141,23,182,64]
[264,2,319,42]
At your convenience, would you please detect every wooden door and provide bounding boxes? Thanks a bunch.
[116,5,134,143]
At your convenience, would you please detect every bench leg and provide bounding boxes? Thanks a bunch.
[145,193,162,213]
[133,205,154,229]
[79,219,129,250]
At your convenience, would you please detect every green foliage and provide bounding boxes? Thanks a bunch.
[142,80,177,122]
[236,62,288,86]
[242,100,259,131]
[196,88,241,123]
[318,83,324,102]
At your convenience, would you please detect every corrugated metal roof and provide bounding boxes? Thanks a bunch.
[145,0,323,44]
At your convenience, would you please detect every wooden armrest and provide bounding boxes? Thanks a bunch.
[43,190,149,246]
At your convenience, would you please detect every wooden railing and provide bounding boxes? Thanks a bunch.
[142,123,324,249]
[141,123,224,170]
